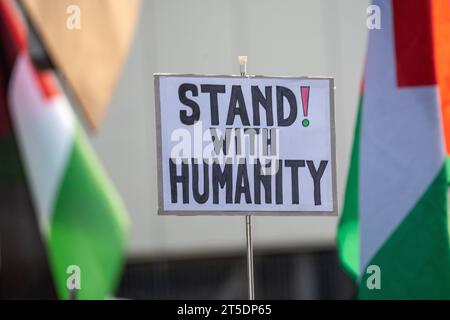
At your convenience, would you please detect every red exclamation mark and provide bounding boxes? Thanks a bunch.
[300,86,310,127]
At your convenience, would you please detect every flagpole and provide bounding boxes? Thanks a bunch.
[239,56,255,300]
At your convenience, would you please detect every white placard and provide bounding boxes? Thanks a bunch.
[154,75,336,215]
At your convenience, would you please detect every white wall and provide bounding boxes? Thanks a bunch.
[89,0,369,257]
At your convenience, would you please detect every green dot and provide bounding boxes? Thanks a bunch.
[302,119,310,127]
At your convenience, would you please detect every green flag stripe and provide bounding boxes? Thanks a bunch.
[48,125,128,299]
[337,94,362,279]
[358,164,450,299]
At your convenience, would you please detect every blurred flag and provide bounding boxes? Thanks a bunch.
[337,0,450,299]
[22,0,141,129]
[0,0,56,298]
[0,0,129,299]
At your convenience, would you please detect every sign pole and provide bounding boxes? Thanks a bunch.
[239,56,255,300]
[245,215,255,300]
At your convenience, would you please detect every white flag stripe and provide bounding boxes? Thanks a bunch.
[360,0,445,270]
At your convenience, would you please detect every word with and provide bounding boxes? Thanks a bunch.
[170,121,279,167]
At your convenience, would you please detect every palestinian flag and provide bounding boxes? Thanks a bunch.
[0,0,54,298]
[337,0,450,299]
[0,0,128,299]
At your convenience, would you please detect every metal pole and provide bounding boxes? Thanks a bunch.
[238,56,255,300]
[245,215,255,300]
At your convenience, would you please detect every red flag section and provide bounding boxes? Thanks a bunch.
[393,0,450,154]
